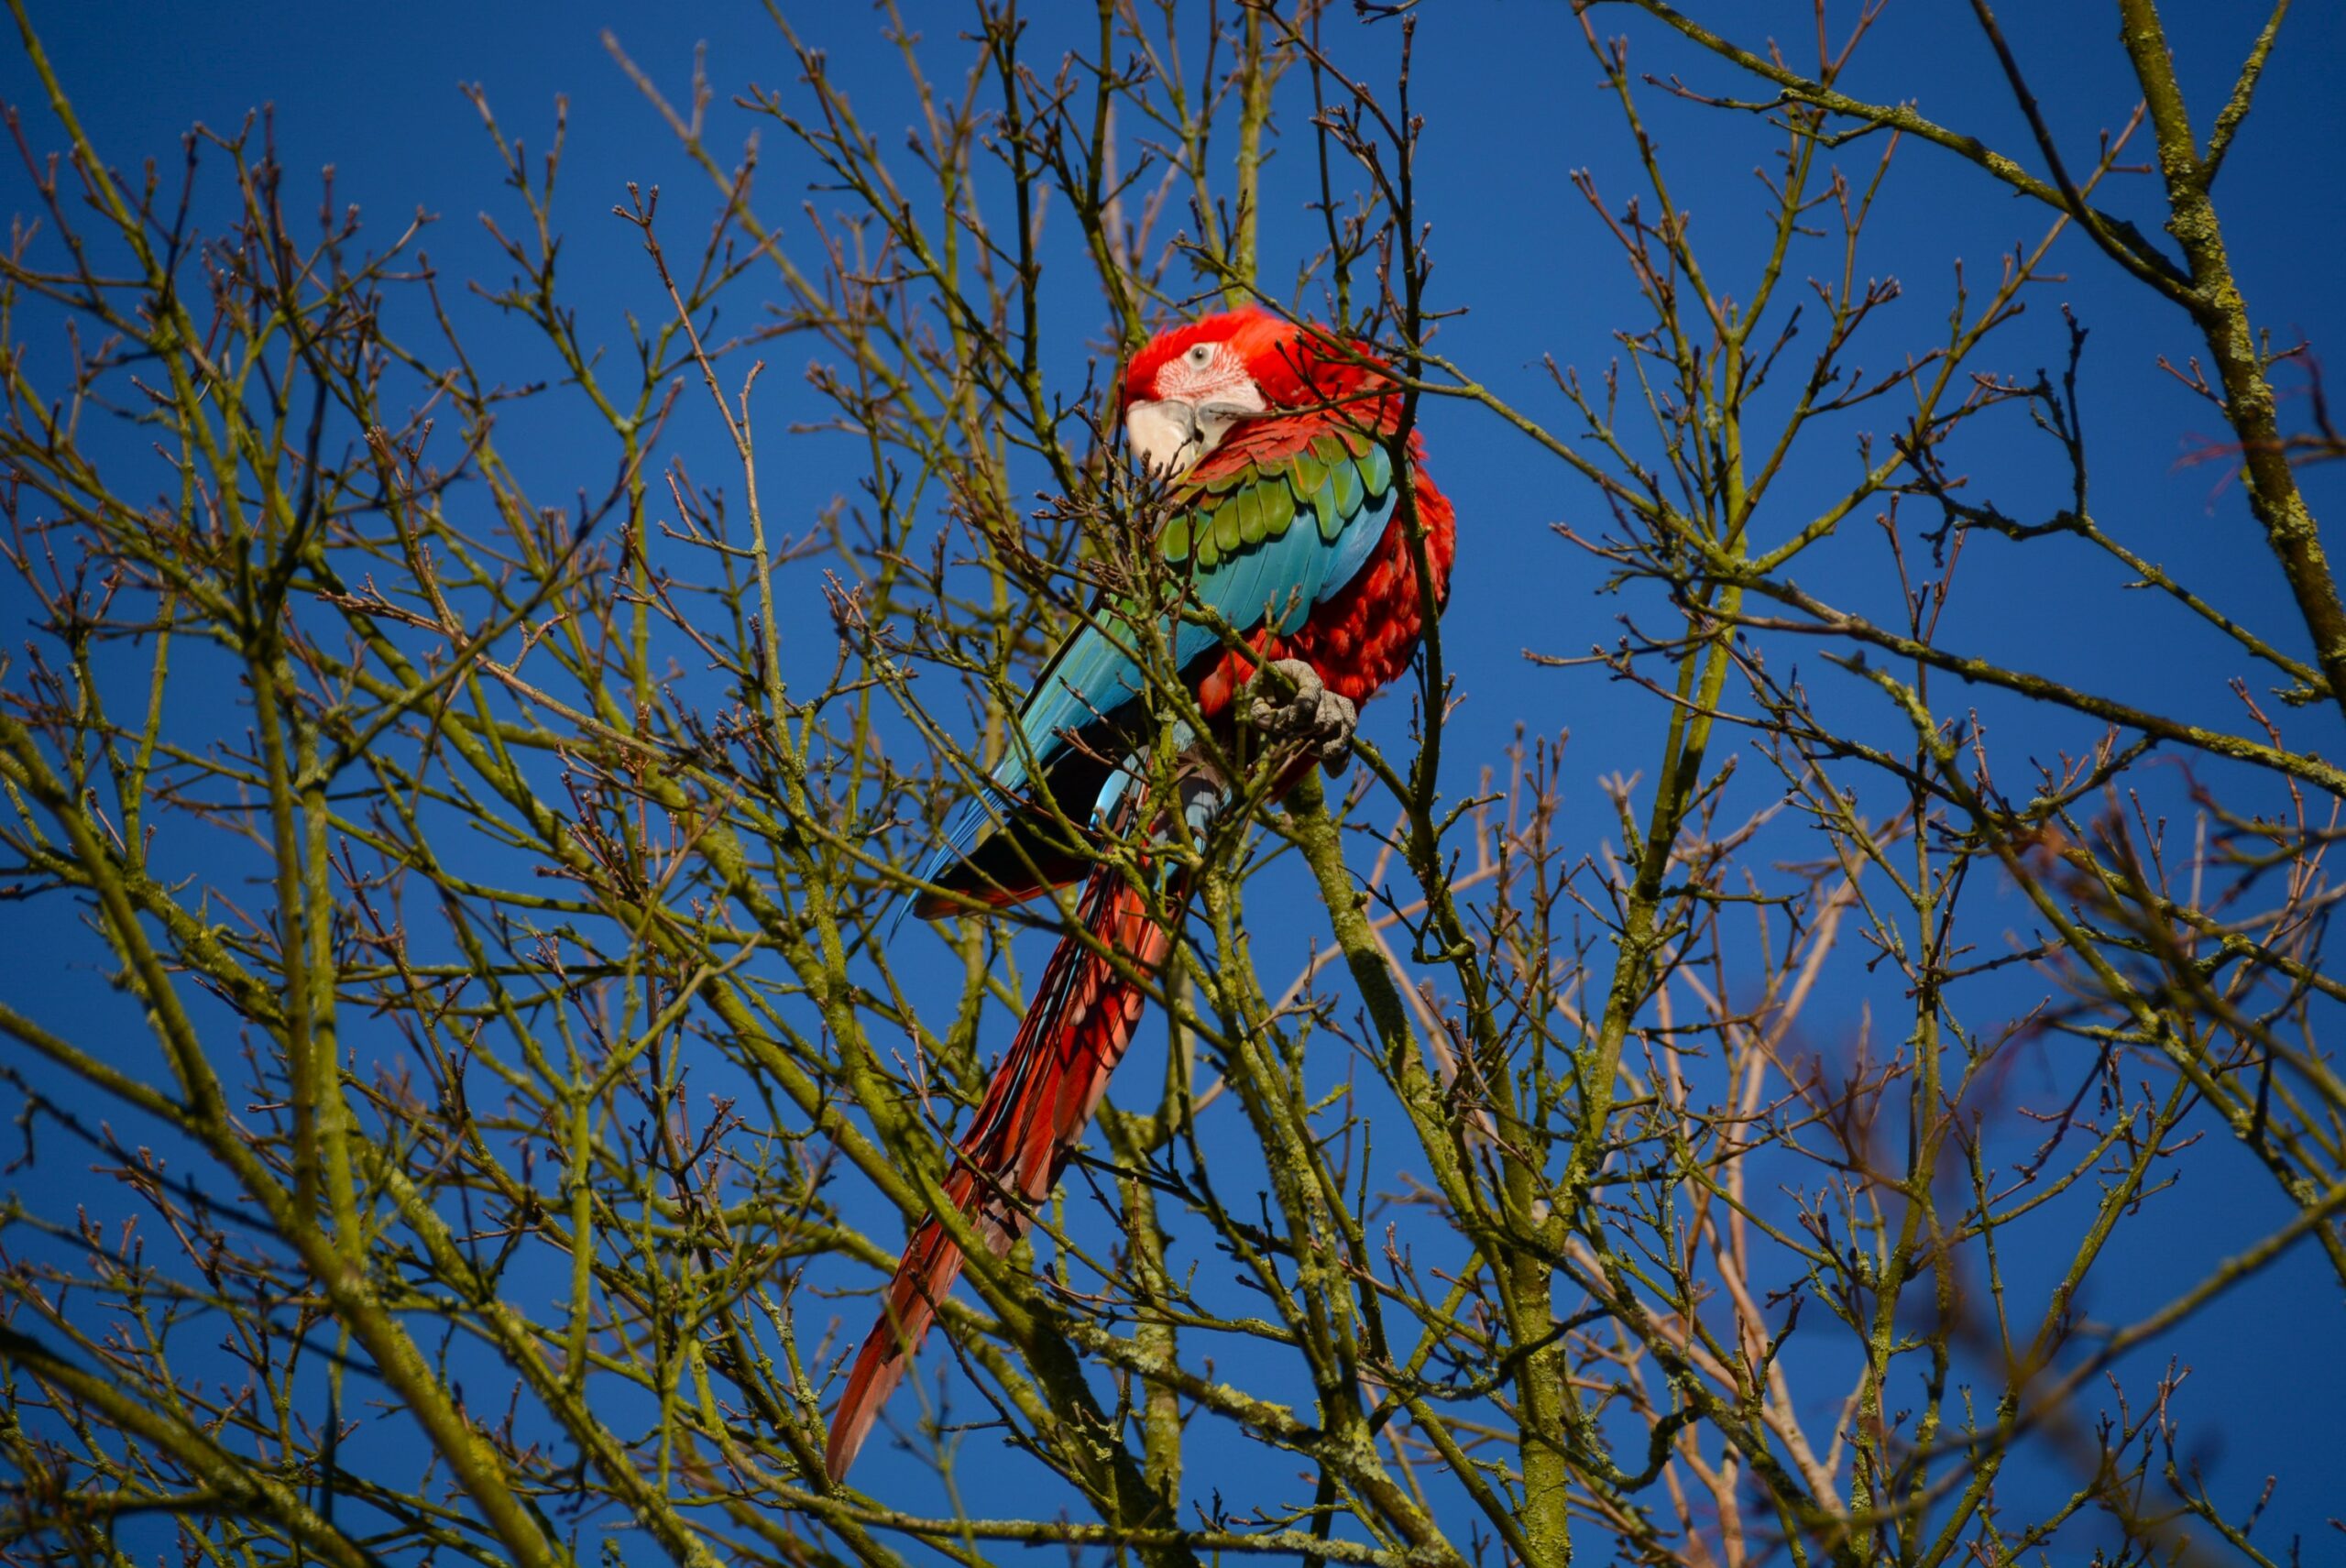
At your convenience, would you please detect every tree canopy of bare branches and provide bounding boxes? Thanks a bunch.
[3,2,2341,1565]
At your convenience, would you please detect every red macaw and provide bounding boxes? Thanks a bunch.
[825,307,1456,1480]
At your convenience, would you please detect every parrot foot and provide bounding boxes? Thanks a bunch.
[1244,658,1357,774]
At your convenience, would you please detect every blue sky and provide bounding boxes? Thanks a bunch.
[5,1,2344,1562]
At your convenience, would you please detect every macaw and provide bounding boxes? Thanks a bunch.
[824,307,1456,1481]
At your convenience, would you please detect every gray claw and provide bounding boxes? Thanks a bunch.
[1244,658,1358,773]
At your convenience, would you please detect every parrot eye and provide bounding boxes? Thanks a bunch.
[1187,344,1214,367]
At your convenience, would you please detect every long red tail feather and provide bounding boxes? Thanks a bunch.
[825,850,1180,1481]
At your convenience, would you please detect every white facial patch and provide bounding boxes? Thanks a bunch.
[1154,341,1234,404]
[1127,340,1266,476]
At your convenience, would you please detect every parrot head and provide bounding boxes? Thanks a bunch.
[1121,308,1375,477]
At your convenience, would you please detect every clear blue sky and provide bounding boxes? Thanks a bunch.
[5,1,2343,1561]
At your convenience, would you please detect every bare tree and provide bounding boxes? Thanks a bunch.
[2,2,2337,1564]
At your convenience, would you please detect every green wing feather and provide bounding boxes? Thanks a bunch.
[914,421,1400,888]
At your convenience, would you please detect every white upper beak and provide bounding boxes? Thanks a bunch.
[1125,385,1266,478]
[1125,398,1200,477]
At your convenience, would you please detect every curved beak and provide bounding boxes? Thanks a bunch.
[1124,398,1200,477]
[1125,390,1266,477]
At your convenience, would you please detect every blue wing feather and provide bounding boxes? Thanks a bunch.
[909,430,1396,905]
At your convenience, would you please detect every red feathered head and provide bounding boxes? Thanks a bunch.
[1120,308,1383,476]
